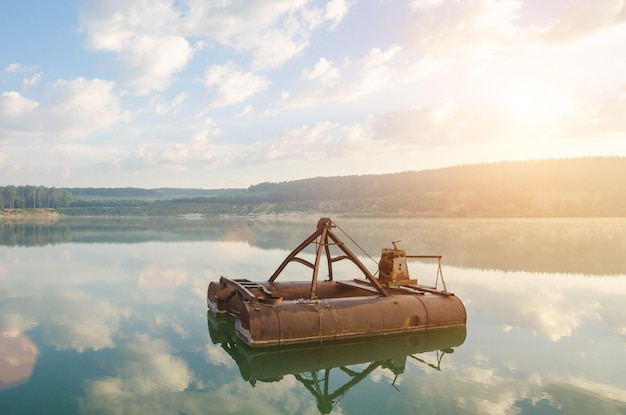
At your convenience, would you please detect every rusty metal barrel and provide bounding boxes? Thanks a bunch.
[236,292,466,347]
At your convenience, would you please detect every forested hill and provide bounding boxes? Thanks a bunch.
[3,157,625,217]
[248,157,623,201]
[241,157,626,216]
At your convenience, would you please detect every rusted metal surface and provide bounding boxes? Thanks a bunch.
[207,217,467,347]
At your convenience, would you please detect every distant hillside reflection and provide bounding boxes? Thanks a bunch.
[1,216,624,275]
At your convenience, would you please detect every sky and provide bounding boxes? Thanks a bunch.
[1,0,625,189]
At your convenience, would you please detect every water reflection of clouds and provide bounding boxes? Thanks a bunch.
[33,290,131,352]
[86,334,192,395]
[341,353,507,413]
[205,240,292,281]
[0,241,263,355]
[400,355,626,415]
[368,366,399,385]
[1,246,128,294]
[545,376,626,412]
[137,265,190,303]
[452,268,626,341]
[0,307,37,334]
[477,374,626,414]
[390,266,626,413]
[210,379,328,415]
[81,361,327,415]
[42,292,128,352]
[155,314,188,338]
[204,343,235,368]
[0,291,129,352]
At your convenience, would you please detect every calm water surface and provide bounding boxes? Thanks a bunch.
[1,217,625,414]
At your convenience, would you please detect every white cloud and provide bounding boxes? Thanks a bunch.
[408,0,525,59]
[79,1,196,94]
[180,0,306,41]
[410,0,444,10]
[369,82,619,153]
[5,1,624,187]
[365,1,626,151]
[0,91,40,119]
[181,0,350,68]
[78,0,353,91]
[0,92,41,135]
[371,99,489,145]
[2,63,39,73]
[545,0,626,42]
[22,73,42,90]
[159,138,217,165]
[45,78,130,139]
[244,120,375,164]
[117,35,197,94]
[248,28,309,70]
[325,0,350,28]
[204,63,271,108]
[1,78,129,140]
[118,118,225,171]
[79,0,180,51]
[357,46,403,96]
[118,118,377,175]
[301,57,340,87]
[154,92,190,115]
[237,104,254,117]
[362,45,402,69]
[281,45,413,109]
[3,163,22,177]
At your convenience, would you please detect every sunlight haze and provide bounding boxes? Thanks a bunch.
[1,0,625,188]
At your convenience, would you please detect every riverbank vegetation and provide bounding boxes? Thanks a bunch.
[0,186,73,209]
[2,157,625,217]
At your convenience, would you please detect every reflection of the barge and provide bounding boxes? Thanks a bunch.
[208,312,466,414]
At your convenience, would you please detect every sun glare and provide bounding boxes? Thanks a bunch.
[505,85,573,127]
[508,90,535,119]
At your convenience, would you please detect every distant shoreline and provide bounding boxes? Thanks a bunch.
[0,209,60,219]
[3,158,626,217]
[2,209,625,220]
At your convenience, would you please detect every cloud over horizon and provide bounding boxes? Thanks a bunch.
[1,0,624,188]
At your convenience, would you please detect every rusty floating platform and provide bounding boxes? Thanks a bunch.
[207,218,466,347]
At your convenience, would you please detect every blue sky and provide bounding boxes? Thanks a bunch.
[1,0,625,189]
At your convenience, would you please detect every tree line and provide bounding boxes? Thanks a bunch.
[245,157,626,203]
[3,157,626,217]
[0,185,73,209]
[222,157,626,216]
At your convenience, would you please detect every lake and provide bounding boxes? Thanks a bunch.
[1,216,625,414]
